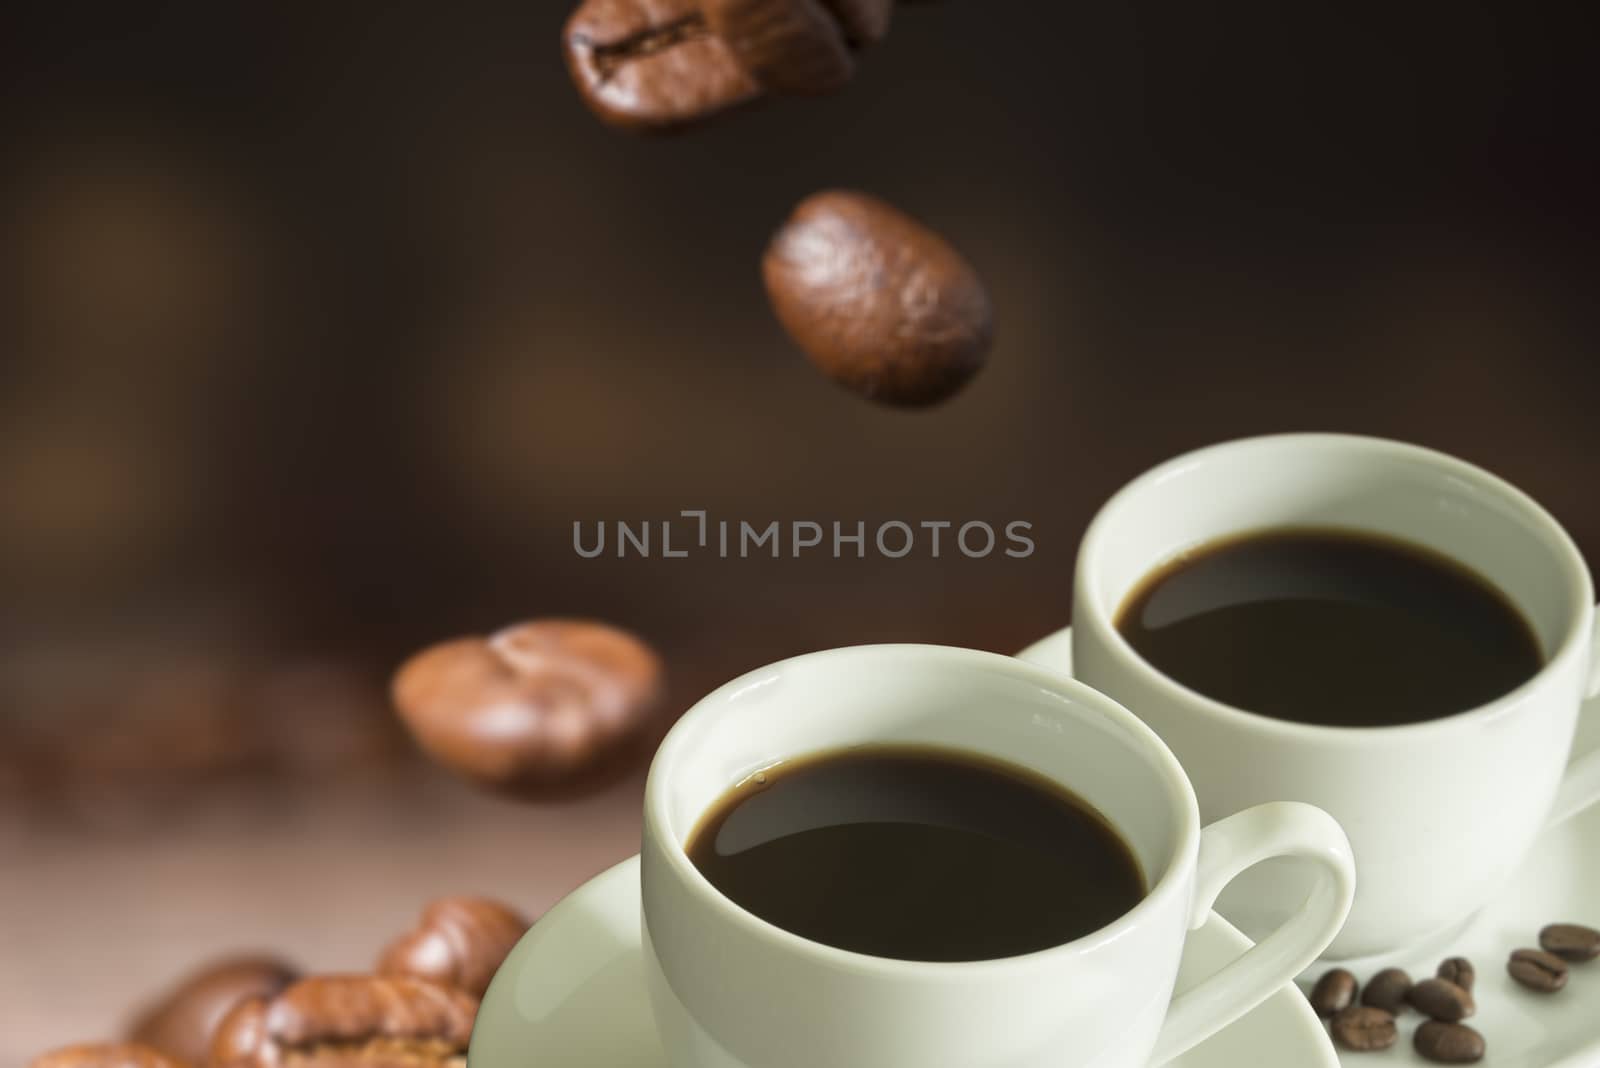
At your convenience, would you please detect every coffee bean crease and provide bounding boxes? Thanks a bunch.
[583,14,710,79]
[1436,957,1475,992]
[1330,1006,1398,1052]
[1508,948,1569,992]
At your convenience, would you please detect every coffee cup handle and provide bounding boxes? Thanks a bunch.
[1545,610,1600,827]
[1148,802,1356,1065]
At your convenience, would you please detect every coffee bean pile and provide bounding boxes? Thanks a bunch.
[1314,963,1481,1062]
[26,897,529,1068]
[1309,921,1600,1063]
[563,0,921,132]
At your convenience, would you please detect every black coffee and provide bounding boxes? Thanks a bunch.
[686,746,1145,962]
[1116,528,1543,728]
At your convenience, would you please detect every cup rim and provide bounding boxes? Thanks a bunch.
[643,643,1202,976]
[1075,432,1596,744]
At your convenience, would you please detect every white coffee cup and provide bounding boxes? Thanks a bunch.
[640,644,1354,1068]
[1034,433,1600,963]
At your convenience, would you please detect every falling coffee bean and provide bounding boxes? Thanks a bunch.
[1508,948,1569,992]
[1330,1006,1398,1052]
[1361,967,1413,1013]
[704,0,854,93]
[1415,1021,1486,1064]
[210,976,477,1068]
[378,896,530,998]
[129,955,299,1067]
[1406,978,1475,1022]
[393,620,665,800]
[763,190,994,408]
[563,0,762,131]
[1308,968,1359,1018]
[1539,922,1600,962]
[1437,956,1475,992]
[28,1044,187,1068]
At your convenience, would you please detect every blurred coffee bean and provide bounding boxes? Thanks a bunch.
[763,190,993,407]
[210,976,476,1068]
[704,0,853,93]
[393,620,666,800]
[378,897,530,998]
[1508,948,1569,992]
[128,955,298,1067]
[1330,1006,1397,1052]
[1308,968,1358,1018]
[563,0,762,131]
[820,0,893,46]
[28,1043,186,1068]
[3,630,406,822]
[1361,968,1413,1013]
[1437,957,1475,992]
[1406,978,1475,1022]
[1415,1021,1486,1064]
[1539,922,1600,962]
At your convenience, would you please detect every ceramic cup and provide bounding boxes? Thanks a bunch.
[640,644,1354,1068]
[1031,433,1600,963]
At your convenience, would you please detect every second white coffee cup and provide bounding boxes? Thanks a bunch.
[1028,433,1600,962]
[640,644,1355,1068]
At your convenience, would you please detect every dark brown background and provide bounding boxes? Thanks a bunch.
[3,1,1596,1058]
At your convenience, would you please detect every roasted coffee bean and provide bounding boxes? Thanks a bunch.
[763,190,993,408]
[1329,1006,1398,1052]
[1415,1021,1486,1064]
[563,0,762,131]
[820,0,893,46]
[208,997,268,1068]
[393,620,665,800]
[29,1043,187,1068]
[1437,956,1475,992]
[129,955,298,1067]
[1307,968,1359,1018]
[704,0,853,93]
[378,897,530,998]
[1361,967,1413,1013]
[1407,978,1475,1022]
[1540,922,1600,962]
[210,976,477,1068]
[1508,948,1569,992]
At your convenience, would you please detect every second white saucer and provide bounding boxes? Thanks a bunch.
[1018,625,1600,1067]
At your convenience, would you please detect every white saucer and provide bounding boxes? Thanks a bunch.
[1309,709,1600,1068]
[1017,627,1600,1068]
[470,854,1338,1068]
